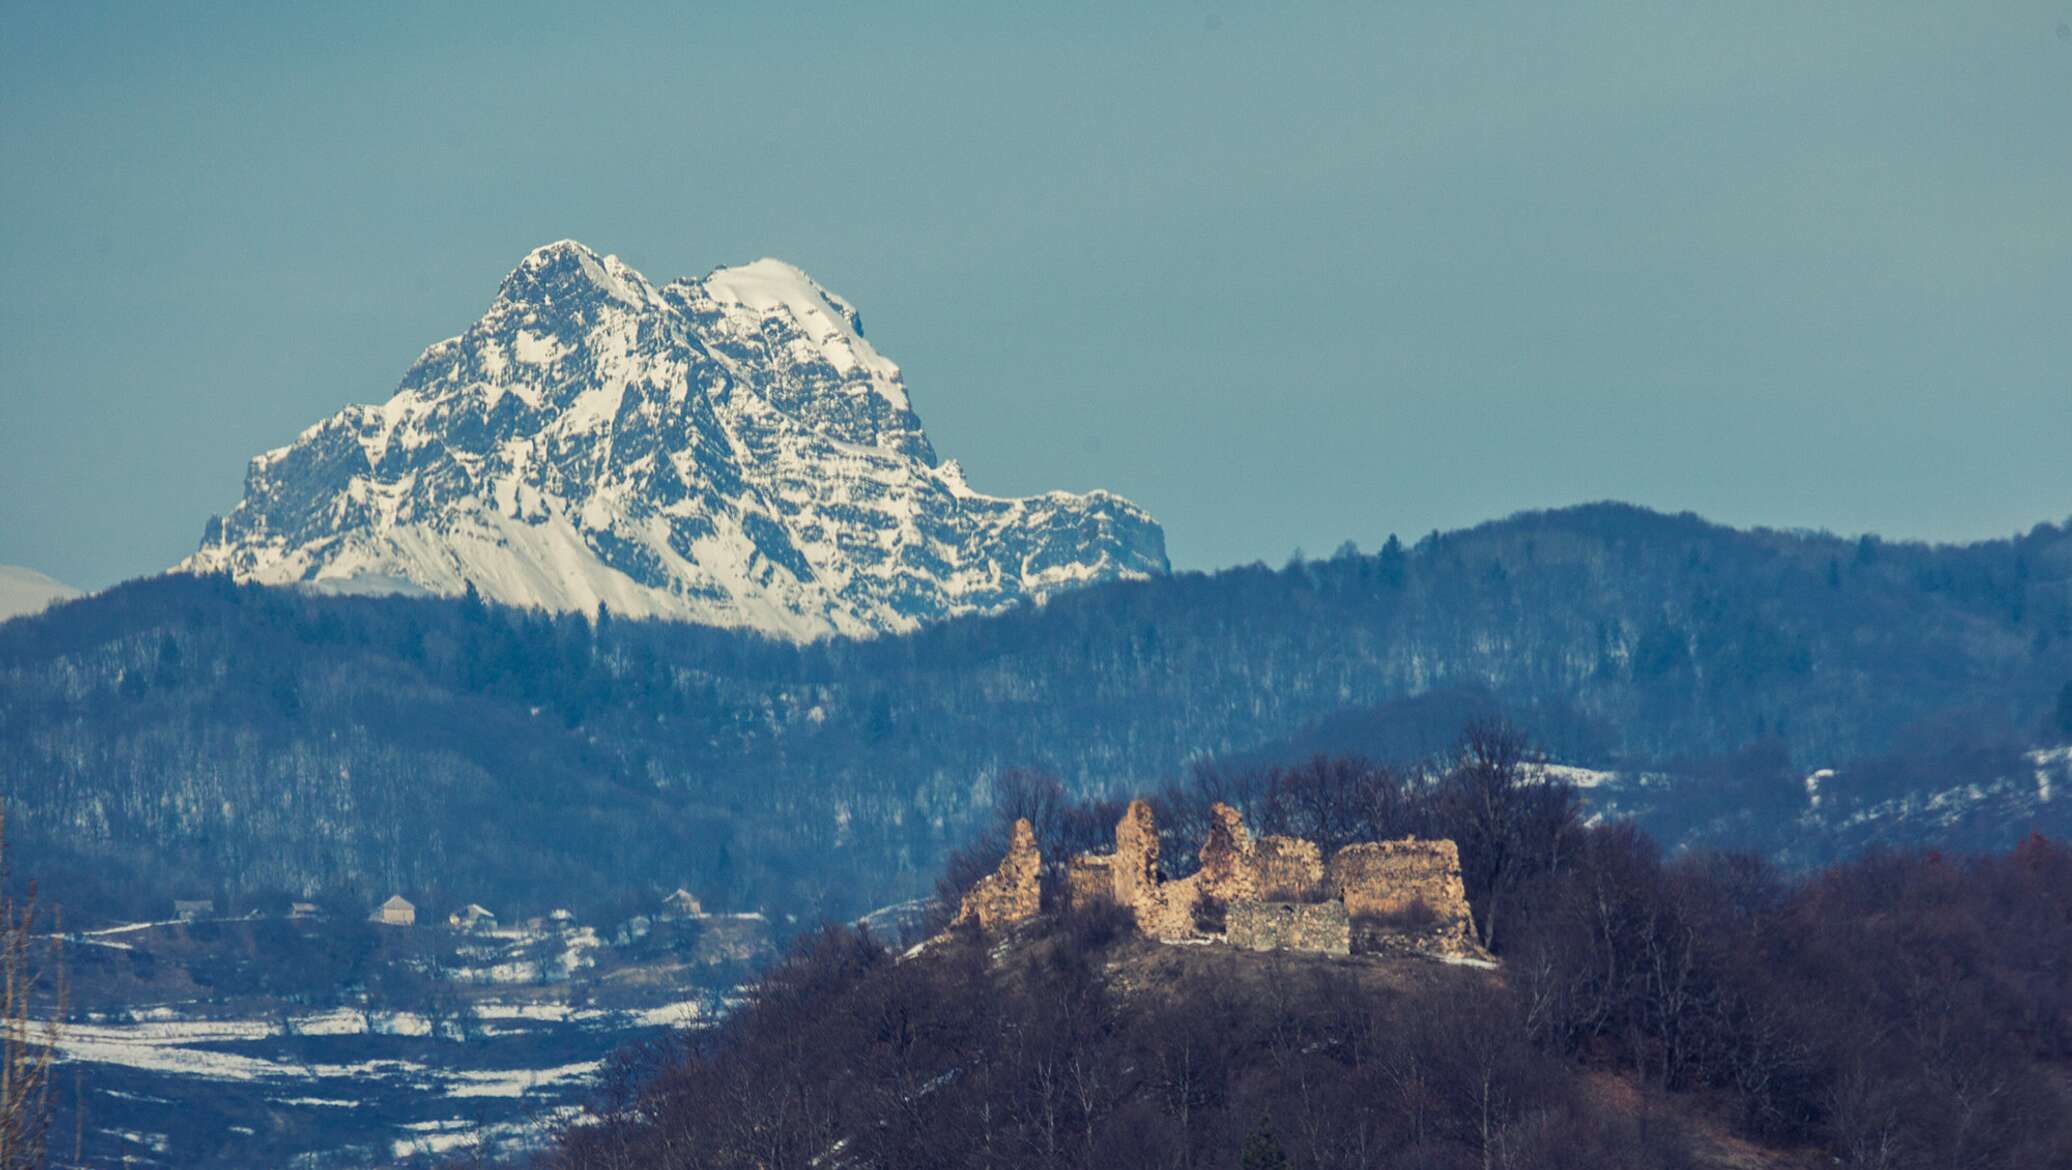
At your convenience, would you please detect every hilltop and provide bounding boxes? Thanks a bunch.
[537,762,2072,1170]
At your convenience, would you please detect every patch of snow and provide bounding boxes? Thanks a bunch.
[1436,953,1501,970]
[444,1060,601,1099]
[96,1088,171,1104]
[512,329,564,365]
[2030,745,2069,803]
[624,999,706,1028]
[97,1129,169,1154]
[1541,763,1617,788]
[1804,768,1835,810]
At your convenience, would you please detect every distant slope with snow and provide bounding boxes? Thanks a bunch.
[179,242,1167,639]
[0,565,81,622]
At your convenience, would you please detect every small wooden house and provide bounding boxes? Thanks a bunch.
[289,901,319,919]
[372,895,416,927]
[661,888,703,919]
[448,903,497,932]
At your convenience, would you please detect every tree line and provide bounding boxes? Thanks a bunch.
[540,727,2072,1170]
[3,503,2067,928]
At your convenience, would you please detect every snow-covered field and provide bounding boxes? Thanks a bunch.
[42,993,709,1166]
[37,912,746,1168]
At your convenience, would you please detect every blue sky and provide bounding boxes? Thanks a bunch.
[3,3,2069,588]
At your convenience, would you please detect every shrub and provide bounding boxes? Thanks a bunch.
[1058,895,1134,952]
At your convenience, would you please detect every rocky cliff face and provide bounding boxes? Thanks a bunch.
[180,242,1167,639]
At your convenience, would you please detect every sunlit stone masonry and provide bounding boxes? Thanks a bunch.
[955,799,1484,961]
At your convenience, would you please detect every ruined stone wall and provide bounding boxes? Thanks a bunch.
[1133,882,1200,941]
[1192,804,1258,903]
[1110,800,1161,910]
[1325,839,1476,951]
[954,818,1042,931]
[1253,835,1324,901]
[1227,900,1350,956]
[1051,801,1481,960]
[1127,802,1257,941]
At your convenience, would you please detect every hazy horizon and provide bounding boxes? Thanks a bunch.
[5,4,2069,590]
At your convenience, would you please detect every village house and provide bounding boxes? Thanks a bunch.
[661,888,703,919]
[448,903,497,932]
[371,895,415,927]
[289,901,319,919]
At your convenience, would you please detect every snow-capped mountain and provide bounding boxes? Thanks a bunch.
[180,242,1167,638]
[0,565,81,623]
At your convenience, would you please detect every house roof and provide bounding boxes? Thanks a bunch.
[382,895,414,909]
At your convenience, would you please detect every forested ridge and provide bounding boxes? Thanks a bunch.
[541,745,2072,1170]
[2,503,2068,925]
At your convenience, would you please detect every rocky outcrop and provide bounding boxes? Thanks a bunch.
[954,818,1042,931]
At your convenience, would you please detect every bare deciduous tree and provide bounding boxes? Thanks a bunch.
[1,810,65,1170]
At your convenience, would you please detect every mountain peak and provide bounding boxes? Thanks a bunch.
[0,565,82,623]
[179,246,1166,639]
[520,237,599,265]
[499,239,654,308]
[699,256,867,335]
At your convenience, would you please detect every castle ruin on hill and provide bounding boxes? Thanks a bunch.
[954,798,1484,961]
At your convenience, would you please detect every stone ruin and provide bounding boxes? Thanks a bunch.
[952,817,1042,930]
[955,800,1483,961]
[1326,838,1479,956]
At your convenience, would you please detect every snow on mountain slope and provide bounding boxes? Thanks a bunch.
[178,242,1167,638]
[0,565,82,622]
